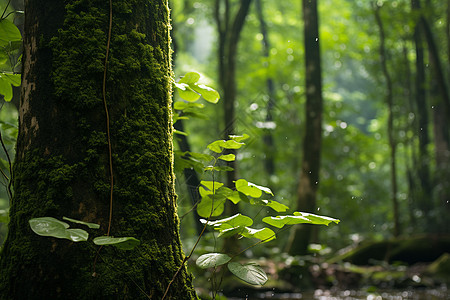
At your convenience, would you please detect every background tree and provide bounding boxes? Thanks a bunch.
[0,0,197,298]
[287,0,324,255]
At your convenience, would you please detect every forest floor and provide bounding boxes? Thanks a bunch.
[194,234,450,299]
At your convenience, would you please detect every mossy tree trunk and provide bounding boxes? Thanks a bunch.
[0,0,197,299]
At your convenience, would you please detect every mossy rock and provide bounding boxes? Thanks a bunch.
[426,253,450,283]
[330,235,450,265]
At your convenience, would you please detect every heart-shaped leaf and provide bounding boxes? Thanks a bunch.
[196,253,231,269]
[228,262,268,286]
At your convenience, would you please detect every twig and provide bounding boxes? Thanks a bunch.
[0,129,13,199]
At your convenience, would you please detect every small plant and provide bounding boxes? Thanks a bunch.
[166,72,340,299]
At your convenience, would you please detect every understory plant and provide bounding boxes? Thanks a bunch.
[170,72,340,298]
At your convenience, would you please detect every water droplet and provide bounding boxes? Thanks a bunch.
[315,37,319,42]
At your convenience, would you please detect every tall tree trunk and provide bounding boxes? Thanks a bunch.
[0,1,197,299]
[374,3,400,237]
[287,0,323,255]
[411,0,433,215]
[424,0,450,230]
[255,0,276,177]
[214,0,251,254]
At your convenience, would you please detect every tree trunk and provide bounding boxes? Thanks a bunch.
[0,0,197,299]
[374,3,400,237]
[411,0,433,216]
[255,0,276,178]
[287,0,323,255]
[214,0,251,254]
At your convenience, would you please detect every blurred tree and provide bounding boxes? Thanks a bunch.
[214,0,251,254]
[0,0,197,298]
[287,0,324,255]
[374,2,400,237]
[255,0,276,177]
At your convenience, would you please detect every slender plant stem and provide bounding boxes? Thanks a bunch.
[103,0,114,237]
[0,0,11,20]
[0,130,13,199]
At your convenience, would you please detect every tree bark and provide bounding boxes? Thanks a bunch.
[0,0,197,299]
[287,0,323,255]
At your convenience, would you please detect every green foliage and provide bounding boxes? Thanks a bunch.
[227,262,268,286]
[0,9,22,101]
[29,216,140,250]
[196,253,231,268]
[29,217,88,242]
[179,133,339,286]
[93,236,140,250]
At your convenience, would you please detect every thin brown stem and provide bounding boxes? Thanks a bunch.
[0,130,13,199]
[103,0,114,237]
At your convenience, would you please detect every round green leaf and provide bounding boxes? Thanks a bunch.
[179,72,200,84]
[197,196,226,218]
[0,19,22,46]
[196,253,231,269]
[0,74,13,102]
[241,227,276,242]
[66,228,89,242]
[175,83,200,102]
[191,84,220,103]
[29,217,70,239]
[228,262,268,286]
[235,179,262,198]
[93,236,140,250]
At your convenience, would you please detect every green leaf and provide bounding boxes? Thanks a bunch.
[29,217,88,242]
[197,196,226,218]
[3,73,21,86]
[229,134,250,142]
[207,139,245,153]
[188,152,214,162]
[191,84,220,103]
[223,140,245,150]
[202,213,253,232]
[218,154,235,161]
[0,74,13,101]
[173,129,188,136]
[200,180,224,192]
[204,165,234,172]
[293,212,340,225]
[93,236,140,250]
[196,253,231,269]
[173,101,204,111]
[250,199,289,212]
[235,179,262,198]
[179,72,200,84]
[29,217,69,237]
[0,19,22,46]
[65,228,89,242]
[241,227,276,242]
[62,216,100,229]
[207,140,226,153]
[226,191,249,204]
[262,212,340,229]
[174,82,200,102]
[228,262,268,286]
[235,179,274,198]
